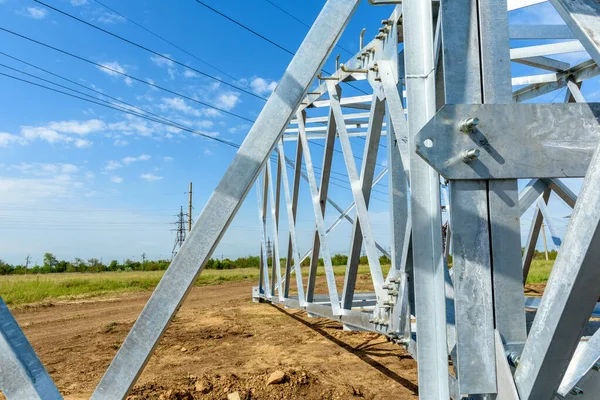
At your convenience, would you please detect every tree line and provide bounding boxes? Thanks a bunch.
[0,253,393,275]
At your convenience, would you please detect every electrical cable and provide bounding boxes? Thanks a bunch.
[90,0,257,93]
[192,0,369,96]
[34,0,267,101]
[0,26,255,122]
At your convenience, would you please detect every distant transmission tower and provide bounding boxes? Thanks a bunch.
[171,206,188,259]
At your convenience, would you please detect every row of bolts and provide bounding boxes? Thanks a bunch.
[307,18,394,99]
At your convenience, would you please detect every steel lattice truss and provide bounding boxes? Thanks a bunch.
[2,0,600,399]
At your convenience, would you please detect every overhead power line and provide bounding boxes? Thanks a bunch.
[192,0,369,96]
[3,72,388,203]
[34,0,267,101]
[0,70,244,149]
[0,27,254,122]
[91,0,256,94]
[262,0,355,57]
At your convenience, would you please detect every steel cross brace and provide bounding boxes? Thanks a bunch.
[90,1,362,397]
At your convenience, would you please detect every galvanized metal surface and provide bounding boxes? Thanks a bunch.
[3,1,600,399]
[416,103,600,180]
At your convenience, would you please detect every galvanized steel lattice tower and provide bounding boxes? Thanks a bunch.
[2,0,600,399]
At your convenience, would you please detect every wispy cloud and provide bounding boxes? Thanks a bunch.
[250,77,277,94]
[163,156,174,162]
[103,160,122,171]
[159,97,201,117]
[74,139,92,148]
[140,173,163,182]
[113,139,129,147]
[150,55,176,79]
[122,154,150,165]
[98,61,133,86]
[110,176,123,184]
[18,119,104,147]
[183,70,199,78]
[19,7,47,19]
[70,0,88,5]
[0,132,27,147]
[216,92,240,110]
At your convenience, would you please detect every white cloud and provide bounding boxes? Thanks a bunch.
[11,163,79,177]
[204,148,213,155]
[47,119,104,135]
[19,119,105,147]
[108,120,153,137]
[110,176,123,184]
[184,70,199,78]
[140,173,163,182]
[74,139,92,148]
[163,156,174,162]
[70,0,87,5]
[104,160,122,171]
[122,154,150,165]
[98,61,133,86]
[216,92,240,110]
[21,7,47,19]
[150,55,174,68]
[250,77,277,94]
[113,139,129,147]
[0,133,26,147]
[21,126,69,144]
[95,11,125,24]
[159,97,202,117]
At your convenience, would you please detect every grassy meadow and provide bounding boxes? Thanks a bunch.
[0,261,551,306]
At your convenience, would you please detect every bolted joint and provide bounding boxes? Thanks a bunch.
[507,352,520,368]
[459,117,479,133]
[462,149,480,163]
[370,64,379,72]
[376,34,386,40]
[381,19,393,25]
[387,290,399,296]
[570,387,584,397]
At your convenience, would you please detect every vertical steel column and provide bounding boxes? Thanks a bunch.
[402,1,449,398]
[515,140,600,399]
[277,140,305,304]
[341,95,385,310]
[257,173,271,298]
[283,138,303,298]
[298,110,341,315]
[480,0,527,354]
[267,161,283,301]
[441,0,496,394]
[91,1,360,397]
[306,105,338,303]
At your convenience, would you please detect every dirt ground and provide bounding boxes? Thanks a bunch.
[7,279,420,400]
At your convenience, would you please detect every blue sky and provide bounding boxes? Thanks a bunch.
[0,0,596,265]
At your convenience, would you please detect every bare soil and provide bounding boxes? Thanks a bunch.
[7,279,420,400]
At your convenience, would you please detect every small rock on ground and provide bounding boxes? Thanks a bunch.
[227,392,241,400]
[266,370,286,385]
[194,380,212,394]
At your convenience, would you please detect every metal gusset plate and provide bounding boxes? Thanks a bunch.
[416,103,600,180]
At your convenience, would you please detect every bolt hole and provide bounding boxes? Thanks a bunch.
[424,138,434,148]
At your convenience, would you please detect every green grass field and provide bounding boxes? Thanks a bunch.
[0,261,550,306]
